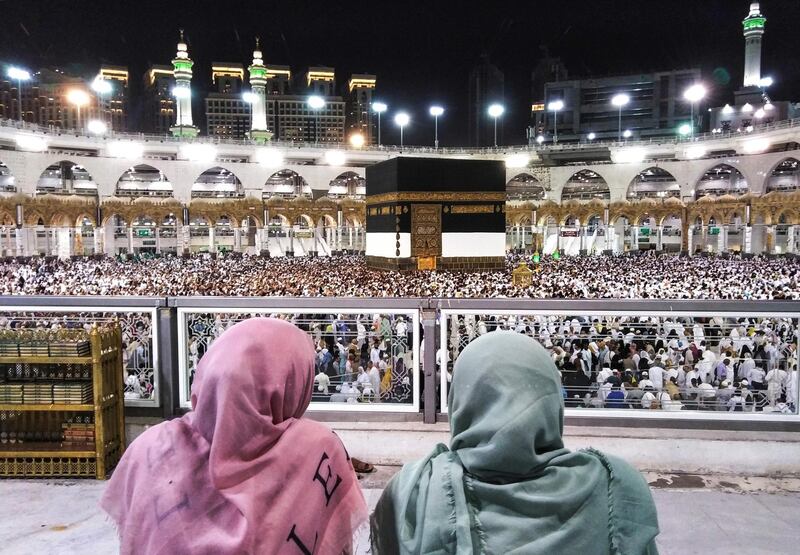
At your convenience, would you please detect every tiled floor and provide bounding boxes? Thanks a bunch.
[1,478,799,554]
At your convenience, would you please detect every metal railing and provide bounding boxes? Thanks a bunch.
[0,296,797,425]
[3,116,800,157]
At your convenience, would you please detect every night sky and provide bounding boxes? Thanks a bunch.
[1,0,799,146]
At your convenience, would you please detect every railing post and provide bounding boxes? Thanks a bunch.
[157,305,180,418]
[422,306,437,424]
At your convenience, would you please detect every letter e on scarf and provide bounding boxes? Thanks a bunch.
[313,452,342,507]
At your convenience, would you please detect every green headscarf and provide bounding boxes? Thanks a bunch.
[371,331,659,554]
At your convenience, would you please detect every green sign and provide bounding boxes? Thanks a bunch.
[743,17,766,30]
[639,228,651,237]
[533,253,540,264]
[552,251,561,261]
[709,227,721,235]
[136,229,153,238]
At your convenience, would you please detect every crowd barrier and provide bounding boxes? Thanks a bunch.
[1,297,798,428]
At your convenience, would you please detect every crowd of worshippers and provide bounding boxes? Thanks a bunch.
[186,312,413,404]
[0,250,798,298]
[446,315,799,412]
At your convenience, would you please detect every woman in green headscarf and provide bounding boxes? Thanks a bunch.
[371,331,659,554]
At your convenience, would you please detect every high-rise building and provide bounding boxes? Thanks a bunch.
[206,62,249,139]
[265,65,292,95]
[529,51,568,138]
[467,55,504,147]
[536,69,701,142]
[98,65,129,131]
[143,65,175,135]
[306,67,336,96]
[275,96,345,143]
[347,74,376,144]
[34,69,95,130]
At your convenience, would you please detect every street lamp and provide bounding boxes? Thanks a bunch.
[394,112,410,148]
[308,95,326,144]
[678,123,692,136]
[172,85,191,136]
[683,84,707,140]
[7,67,31,122]
[87,119,108,135]
[547,100,564,143]
[429,105,444,148]
[242,91,259,136]
[587,132,596,141]
[611,93,630,142]
[349,133,365,148]
[372,102,387,146]
[623,129,633,139]
[66,89,90,131]
[487,103,504,147]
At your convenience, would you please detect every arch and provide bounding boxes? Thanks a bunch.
[561,170,610,202]
[766,158,800,193]
[507,173,547,201]
[191,167,244,199]
[0,160,16,193]
[695,163,748,199]
[328,171,365,198]
[37,161,97,195]
[73,212,96,228]
[627,167,680,199]
[48,213,73,228]
[24,211,48,226]
[344,214,362,228]
[116,164,174,197]
[263,169,311,198]
[294,214,314,228]
[321,214,338,228]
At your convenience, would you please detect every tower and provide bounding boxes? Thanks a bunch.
[170,30,199,138]
[247,38,272,143]
[742,3,766,88]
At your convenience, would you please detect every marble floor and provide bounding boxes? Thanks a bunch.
[1,476,799,554]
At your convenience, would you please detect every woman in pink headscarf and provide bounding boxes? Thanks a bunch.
[101,318,368,554]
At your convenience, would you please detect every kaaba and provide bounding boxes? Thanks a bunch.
[365,157,506,271]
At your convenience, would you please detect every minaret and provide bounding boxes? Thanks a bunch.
[170,29,199,138]
[742,3,766,88]
[247,37,273,143]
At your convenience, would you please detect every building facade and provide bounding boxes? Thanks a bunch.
[346,74,376,144]
[535,69,701,142]
[143,65,175,135]
[467,56,504,147]
[98,65,129,132]
[274,96,345,143]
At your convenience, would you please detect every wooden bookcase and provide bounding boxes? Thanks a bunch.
[0,324,126,479]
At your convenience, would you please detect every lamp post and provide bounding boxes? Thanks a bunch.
[172,85,191,137]
[683,84,707,140]
[372,102,387,146]
[547,100,564,144]
[611,93,630,142]
[7,67,31,122]
[394,112,410,148]
[66,89,90,131]
[429,105,444,148]
[308,95,326,144]
[242,91,258,137]
[487,103,504,147]
[91,77,112,127]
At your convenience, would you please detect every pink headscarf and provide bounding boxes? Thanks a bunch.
[101,318,367,554]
